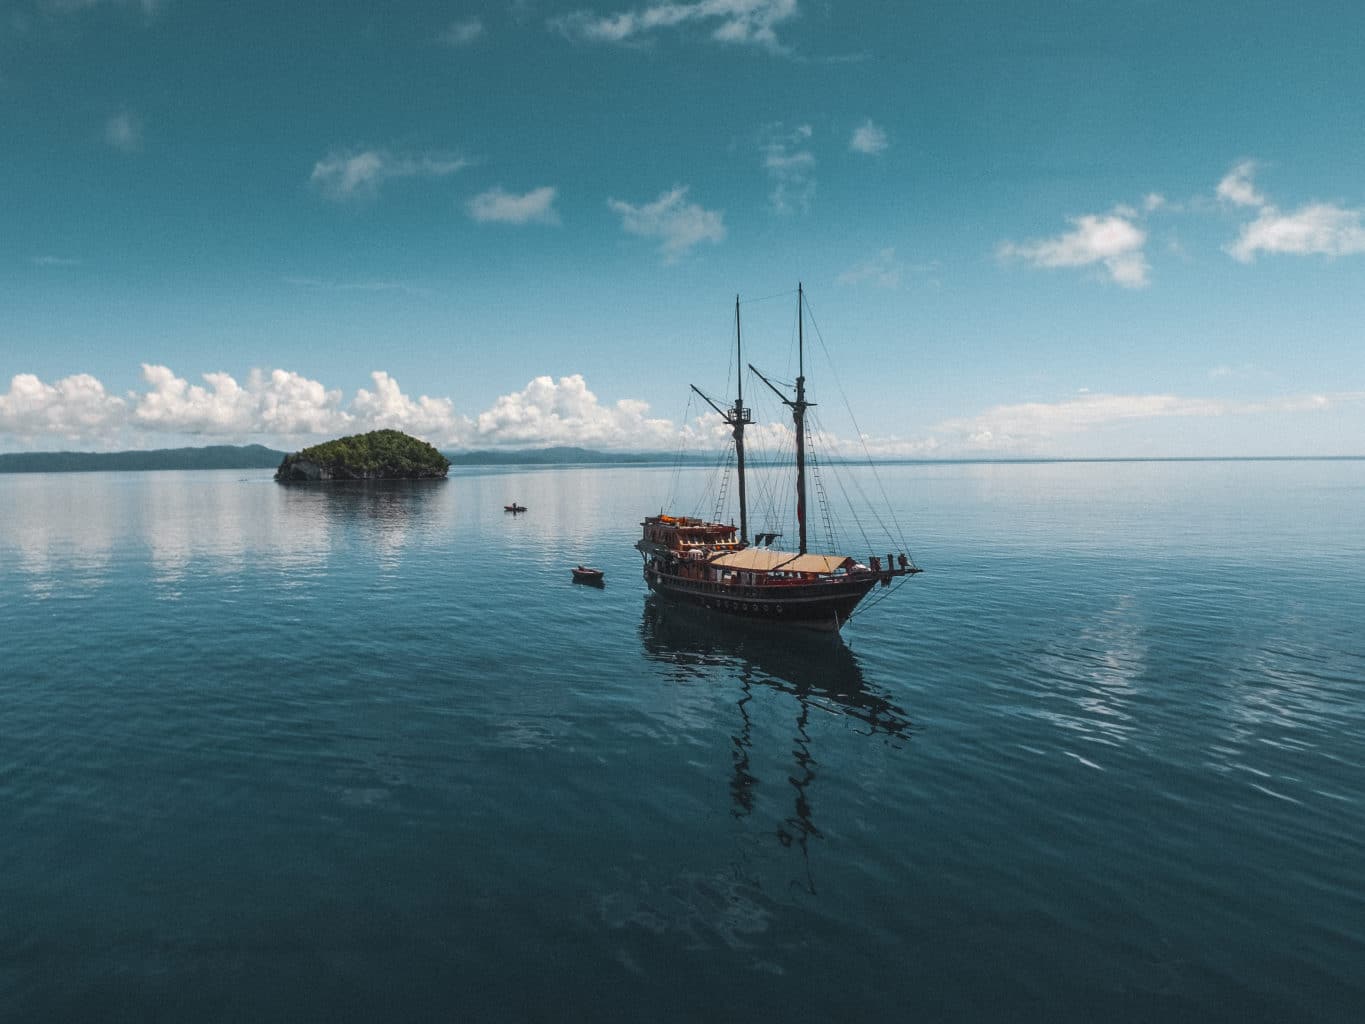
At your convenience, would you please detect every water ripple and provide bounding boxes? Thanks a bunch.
[2,462,1363,1021]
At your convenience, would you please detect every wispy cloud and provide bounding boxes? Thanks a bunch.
[31,255,82,267]
[1208,363,1268,381]
[282,277,432,297]
[837,248,901,288]
[104,109,142,153]
[998,210,1150,288]
[550,0,798,52]
[309,149,470,200]
[467,186,560,225]
[1229,203,1365,262]
[47,0,161,17]
[849,118,887,155]
[1228,202,1365,262]
[933,391,1351,453]
[438,17,484,46]
[1216,160,1365,262]
[1216,160,1265,208]
[607,186,725,260]
[762,122,814,214]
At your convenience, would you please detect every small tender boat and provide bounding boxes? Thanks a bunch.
[504,503,527,513]
[572,565,605,585]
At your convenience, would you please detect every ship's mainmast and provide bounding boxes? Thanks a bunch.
[691,294,753,545]
[751,282,815,554]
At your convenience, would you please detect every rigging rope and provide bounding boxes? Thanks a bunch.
[847,572,916,622]
[807,411,870,555]
[746,373,798,543]
[801,295,918,567]
[693,443,733,522]
[806,427,838,552]
[712,446,734,525]
[664,390,700,515]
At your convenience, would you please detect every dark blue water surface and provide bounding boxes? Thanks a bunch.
[2,461,1363,1021]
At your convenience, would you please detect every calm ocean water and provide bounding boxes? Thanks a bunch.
[2,460,1363,1022]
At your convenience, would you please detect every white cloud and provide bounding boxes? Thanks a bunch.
[551,0,798,51]
[248,370,355,436]
[1226,202,1365,263]
[352,371,458,436]
[439,17,483,45]
[763,123,815,214]
[132,365,352,436]
[0,373,126,440]
[127,366,463,442]
[473,374,678,449]
[1216,160,1265,207]
[32,255,82,267]
[849,118,887,155]
[607,186,725,260]
[1,368,678,451]
[998,212,1150,288]
[1143,193,1166,213]
[132,365,256,434]
[837,248,901,288]
[104,110,142,152]
[310,149,470,200]
[467,185,560,225]
[6,368,1363,458]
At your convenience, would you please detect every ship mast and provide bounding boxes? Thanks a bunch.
[690,294,752,545]
[733,295,751,546]
[793,283,809,555]
[750,282,815,555]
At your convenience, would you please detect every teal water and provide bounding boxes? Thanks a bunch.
[2,461,1363,1021]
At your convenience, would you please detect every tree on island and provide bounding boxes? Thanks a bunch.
[275,429,450,482]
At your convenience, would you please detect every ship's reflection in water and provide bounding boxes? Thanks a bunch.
[640,597,914,891]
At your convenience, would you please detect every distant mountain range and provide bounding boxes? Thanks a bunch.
[0,444,687,473]
[0,445,287,473]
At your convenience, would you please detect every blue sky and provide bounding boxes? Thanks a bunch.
[2,0,1363,456]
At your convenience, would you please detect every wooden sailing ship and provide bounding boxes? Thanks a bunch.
[636,284,920,632]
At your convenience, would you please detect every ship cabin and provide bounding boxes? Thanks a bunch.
[640,514,742,553]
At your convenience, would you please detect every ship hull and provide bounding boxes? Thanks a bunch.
[643,567,879,632]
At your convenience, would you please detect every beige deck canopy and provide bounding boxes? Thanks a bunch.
[707,549,853,574]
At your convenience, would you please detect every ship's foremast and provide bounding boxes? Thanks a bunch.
[691,294,753,546]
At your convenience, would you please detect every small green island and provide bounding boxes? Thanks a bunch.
[275,429,450,482]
